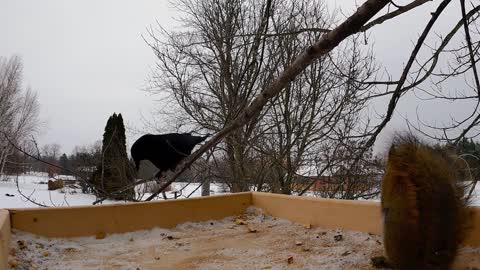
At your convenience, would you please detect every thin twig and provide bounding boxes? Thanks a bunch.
[14,174,48,207]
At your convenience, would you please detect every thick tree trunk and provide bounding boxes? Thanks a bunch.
[201,179,210,196]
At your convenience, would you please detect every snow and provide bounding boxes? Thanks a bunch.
[0,174,115,208]
[0,173,230,208]
[8,207,387,270]
[8,206,480,269]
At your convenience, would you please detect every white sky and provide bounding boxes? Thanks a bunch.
[0,0,473,155]
[1,0,177,153]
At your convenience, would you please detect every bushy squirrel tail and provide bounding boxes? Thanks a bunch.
[381,134,472,270]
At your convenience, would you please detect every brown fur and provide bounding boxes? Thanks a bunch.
[381,135,470,270]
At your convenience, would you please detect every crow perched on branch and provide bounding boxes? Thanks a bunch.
[131,133,209,177]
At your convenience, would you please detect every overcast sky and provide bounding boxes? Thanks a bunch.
[0,0,472,155]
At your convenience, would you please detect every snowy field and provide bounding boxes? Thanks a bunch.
[0,173,479,208]
[0,173,229,208]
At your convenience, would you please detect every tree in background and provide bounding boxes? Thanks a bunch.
[69,141,101,193]
[58,153,71,175]
[147,0,278,192]
[70,142,101,171]
[147,0,376,194]
[90,113,135,200]
[39,143,61,176]
[0,56,41,179]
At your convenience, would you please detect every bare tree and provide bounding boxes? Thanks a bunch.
[70,141,102,188]
[147,0,382,194]
[0,56,41,179]
[256,14,377,194]
[311,141,384,200]
[142,0,480,201]
[42,143,61,160]
[37,143,62,177]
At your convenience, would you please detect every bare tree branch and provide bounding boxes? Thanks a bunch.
[360,0,432,32]
[460,0,480,96]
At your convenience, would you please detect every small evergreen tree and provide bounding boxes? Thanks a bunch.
[59,153,70,175]
[90,113,135,200]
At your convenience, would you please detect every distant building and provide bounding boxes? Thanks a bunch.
[77,166,96,173]
[294,173,383,192]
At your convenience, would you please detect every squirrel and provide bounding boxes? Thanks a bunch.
[378,135,471,270]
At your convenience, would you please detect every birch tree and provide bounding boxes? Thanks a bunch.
[0,56,41,179]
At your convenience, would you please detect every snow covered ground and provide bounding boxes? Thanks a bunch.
[0,173,479,208]
[0,173,229,208]
[8,206,480,269]
[8,207,389,270]
[0,174,110,208]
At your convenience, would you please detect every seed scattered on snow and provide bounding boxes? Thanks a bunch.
[334,234,343,241]
[64,247,77,253]
[165,235,180,240]
[235,218,247,225]
[17,240,27,249]
[302,245,311,252]
[8,258,18,267]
